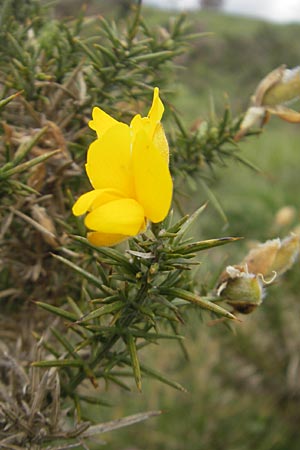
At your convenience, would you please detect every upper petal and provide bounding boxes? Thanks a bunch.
[130,88,165,142]
[85,198,145,236]
[89,107,120,138]
[132,130,173,223]
[148,87,164,123]
[86,123,135,197]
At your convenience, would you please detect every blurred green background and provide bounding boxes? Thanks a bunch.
[53,1,300,449]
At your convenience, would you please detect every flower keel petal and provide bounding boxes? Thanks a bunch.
[72,190,104,216]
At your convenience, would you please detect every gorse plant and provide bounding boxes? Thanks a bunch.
[0,1,299,448]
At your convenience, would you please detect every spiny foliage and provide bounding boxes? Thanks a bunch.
[0,0,276,447]
[0,0,251,305]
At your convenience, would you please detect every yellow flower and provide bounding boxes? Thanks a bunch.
[73,88,173,247]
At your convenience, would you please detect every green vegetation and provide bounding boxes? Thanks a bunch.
[86,5,300,450]
[1,1,300,449]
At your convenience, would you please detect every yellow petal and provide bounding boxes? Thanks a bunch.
[72,189,104,216]
[72,188,126,216]
[86,123,135,197]
[88,107,120,138]
[148,87,164,124]
[87,231,128,247]
[132,130,173,223]
[85,198,145,236]
[130,88,165,141]
[90,189,125,210]
[130,114,150,134]
[131,118,169,164]
[153,123,169,164]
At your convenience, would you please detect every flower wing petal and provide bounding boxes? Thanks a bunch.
[89,107,120,138]
[133,130,173,223]
[86,123,134,197]
[72,188,126,216]
[85,198,145,236]
[72,189,104,216]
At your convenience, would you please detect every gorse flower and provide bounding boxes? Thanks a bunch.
[73,88,173,246]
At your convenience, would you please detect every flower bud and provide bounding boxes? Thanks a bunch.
[216,265,264,314]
